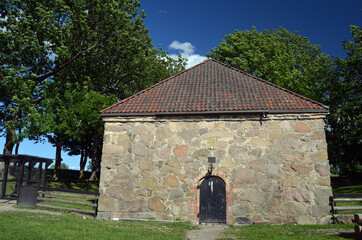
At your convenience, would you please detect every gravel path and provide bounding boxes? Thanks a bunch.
[0,199,61,215]
[186,224,228,240]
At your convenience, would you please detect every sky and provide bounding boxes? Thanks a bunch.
[1,0,361,170]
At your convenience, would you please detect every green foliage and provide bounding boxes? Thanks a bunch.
[325,25,362,174]
[0,0,186,175]
[208,26,361,173]
[207,26,333,102]
[49,163,69,170]
[0,212,195,240]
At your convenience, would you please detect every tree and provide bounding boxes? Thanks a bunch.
[325,25,361,173]
[207,27,333,102]
[1,0,186,179]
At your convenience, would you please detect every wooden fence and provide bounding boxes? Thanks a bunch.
[330,193,362,223]
[36,187,98,217]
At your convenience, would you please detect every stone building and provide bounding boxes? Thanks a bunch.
[98,59,332,225]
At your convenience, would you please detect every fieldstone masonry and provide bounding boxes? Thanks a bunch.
[98,113,332,224]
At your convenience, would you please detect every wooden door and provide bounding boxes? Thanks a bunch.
[199,176,226,223]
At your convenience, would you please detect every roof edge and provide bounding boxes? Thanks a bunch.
[101,109,328,118]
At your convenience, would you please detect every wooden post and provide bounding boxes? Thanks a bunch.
[17,161,25,194]
[26,162,32,185]
[42,162,50,190]
[37,161,43,189]
[14,161,20,195]
[1,159,10,198]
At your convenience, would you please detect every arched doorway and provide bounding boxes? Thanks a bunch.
[199,176,226,224]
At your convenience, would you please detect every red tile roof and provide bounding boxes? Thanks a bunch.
[101,59,328,116]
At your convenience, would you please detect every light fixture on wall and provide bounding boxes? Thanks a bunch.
[205,157,216,178]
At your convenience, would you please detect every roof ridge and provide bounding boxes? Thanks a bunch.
[209,59,329,110]
[100,59,212,113]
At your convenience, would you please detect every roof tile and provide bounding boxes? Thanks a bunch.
[101,59,328,116]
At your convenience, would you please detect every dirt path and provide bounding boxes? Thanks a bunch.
[0,199,61,215]
[186,224,228,240]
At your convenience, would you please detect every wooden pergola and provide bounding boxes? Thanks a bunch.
[0,154,53,199]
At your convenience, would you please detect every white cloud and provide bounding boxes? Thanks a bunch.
[169,40,207,68]
[158,9,168,14]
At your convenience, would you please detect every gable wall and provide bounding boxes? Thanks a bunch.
[98,113,331,224]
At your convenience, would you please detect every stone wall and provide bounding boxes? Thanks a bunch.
[98,113,332,224]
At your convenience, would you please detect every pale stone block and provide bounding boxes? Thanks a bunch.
[263,198,281,213]
[122,188,136,200]
[163,175,180,187]
[169,122,183,132]
[128,199,146,212]
[191,149,209,158]
[284,153,303,162]
[306,151,328,162]
[283,175,299,187]
[105,186,122,197]
[315,164,330,176]
[219,156,237,168]
[293,122,312,133]
[134,144,153,156]
[206,138,217,149]
[311,131,326,140]
[173,145,189,157]
[230,202,252,216]
[169,189,184,200]
[139,159,154,170]
[248,160,266,171]
[297,215,316,224]
[156,148,171,159]
[232,167,257,184]
[156,127,174,140]
[282,201,309,215]
[228,145,247,156]
[168,135,184,146]
[200,130,234,139]
[198,122,213,128]
[102,145,127,155]
[214,122,224,128]
[316,142,327,150]
[258,130,267,138]
[268,129,281,138]
[283,188,310,203]
[240,189,268,204]
[312,205,330,217]
[134,178,158,188]
[314,189,332,205]
[148,195,166,213]
[291,165,313,175]
[179,129,198,141]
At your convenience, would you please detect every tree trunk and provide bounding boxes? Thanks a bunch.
[1,128,15,179]
[89,135,103,181]
[79,147,87,180]
[3,128,15,154]
[52,141,62,180]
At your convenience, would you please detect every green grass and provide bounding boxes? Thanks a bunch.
[5,180,16,196]
[331,176,362,215]
[0,211,195,240]
[37,181,99,212]
[218,224,355,240]
[47,180,99,192]
[38,192,95,211]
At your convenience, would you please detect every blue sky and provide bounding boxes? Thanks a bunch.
[1,0,361,170]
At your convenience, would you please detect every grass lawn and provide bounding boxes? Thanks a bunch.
[0,211,195,240]
[218,224,355,240]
